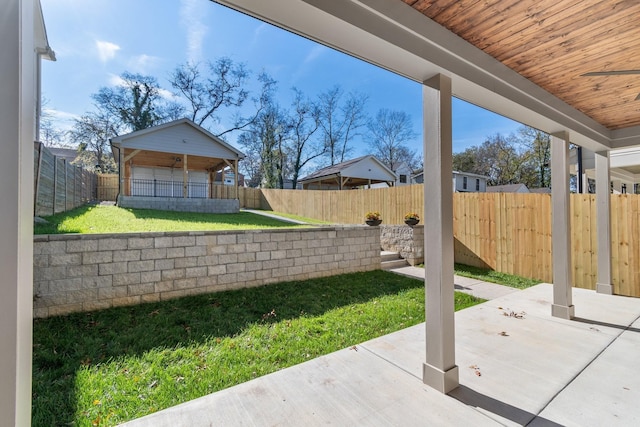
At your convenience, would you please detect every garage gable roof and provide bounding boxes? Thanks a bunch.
[110,118,245,160]
[299,155,397,183]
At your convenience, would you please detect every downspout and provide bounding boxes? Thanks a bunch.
[577,146,583,193]
[111,142,121,203]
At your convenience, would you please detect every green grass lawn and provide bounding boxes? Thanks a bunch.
[416,263,540,289]
[33,270,484,426]
[262,210,332,224]
[34,204,311,235]
[454,263,540,289]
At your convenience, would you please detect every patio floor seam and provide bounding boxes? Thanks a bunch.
[527,311,640,426]
[357,341,422,382]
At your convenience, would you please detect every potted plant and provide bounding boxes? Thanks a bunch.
[365,211,382,226]
[404,212,420,227]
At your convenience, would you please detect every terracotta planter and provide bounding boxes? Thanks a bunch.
[365,219,382,226]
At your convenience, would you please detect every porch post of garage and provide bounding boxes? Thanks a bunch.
[234,158,239,199]
[183,154,188,198]
[595,150,613,294]
[422,74,458,393]
[551,131,575,319]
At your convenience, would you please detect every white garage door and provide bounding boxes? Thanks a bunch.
[131,166,182,197]
[188,171,209,198]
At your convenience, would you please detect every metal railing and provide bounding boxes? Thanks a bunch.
[126,178,235,199]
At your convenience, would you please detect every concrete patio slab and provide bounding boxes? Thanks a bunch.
[387,265,520,301]
[121,284,640,427]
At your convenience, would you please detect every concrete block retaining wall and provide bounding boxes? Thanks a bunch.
[33,226,380,318]
[118,196,239,213]
[380,225,424,266]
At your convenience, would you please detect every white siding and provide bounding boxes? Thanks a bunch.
[120,123,240,159]
[342,158,396,181]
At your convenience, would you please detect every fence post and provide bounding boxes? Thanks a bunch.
[33,142,43,215]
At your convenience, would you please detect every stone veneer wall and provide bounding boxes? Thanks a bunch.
[33,227,380,318]
[118,196,240,213]
[380,225,424,266]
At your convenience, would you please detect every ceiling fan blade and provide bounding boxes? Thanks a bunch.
[582,70,640,76]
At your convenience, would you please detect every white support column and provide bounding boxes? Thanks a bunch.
[595,151,613,294]
[422,74,458,394]
[0,0,36,424]
[551,131,575,319]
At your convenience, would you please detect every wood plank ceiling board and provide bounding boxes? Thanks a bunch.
[401,0,640,131]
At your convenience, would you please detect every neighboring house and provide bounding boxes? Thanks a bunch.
[214,170,246,187]
[453,171,489,192]
[486,183,530,193]
[299,155,397,190]
[281,179,302,189]
[47,147,79,164]
[529,187,551,194]
[110,118,245,213]
[413,170,489,192]
[393,162,414,186]
[570,146,640,194]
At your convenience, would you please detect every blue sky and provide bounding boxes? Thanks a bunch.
[40,0,523,158]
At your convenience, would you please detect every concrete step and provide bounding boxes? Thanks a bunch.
[381,251,402,263]
[382,259,410,270]
[381,251,408,270]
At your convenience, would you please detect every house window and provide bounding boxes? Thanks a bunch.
[399,174,407,184]
[463,176,467,190]
[622,184,627,194]
[475,179,480,191]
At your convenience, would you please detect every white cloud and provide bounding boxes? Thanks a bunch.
[158,88,180,101]
[128,54,161,73]
[43,108,80,131]
[180,0,209,64]
[303,45,326,65]
[290,45,328,83]
[107,73,126,87]
[95,40,120,63]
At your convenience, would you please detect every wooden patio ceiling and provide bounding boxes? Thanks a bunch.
[401,0,640,131]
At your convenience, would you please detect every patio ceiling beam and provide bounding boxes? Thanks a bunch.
[595,152,613,295]
[124,149,141,163]
[551,131,575,320]
[422,74,458,393]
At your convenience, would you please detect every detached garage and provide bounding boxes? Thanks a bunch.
[110,118,245,213]
[299,155,397,190]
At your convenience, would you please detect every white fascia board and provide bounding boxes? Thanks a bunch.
[610,147,640,168]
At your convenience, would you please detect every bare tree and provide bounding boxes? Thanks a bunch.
[170,59,276,139]
[316,86,368,165]
[518,126,551,188]
[93,72,183,132]
[237,101,290,189]
[67,110,120,173]
[366,109,418,171]
[287,88,323,189]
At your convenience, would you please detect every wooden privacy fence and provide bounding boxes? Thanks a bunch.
[260,185,425,224]
[33,142,97,217]
[260,185,640,297]
[97,174,118,201]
